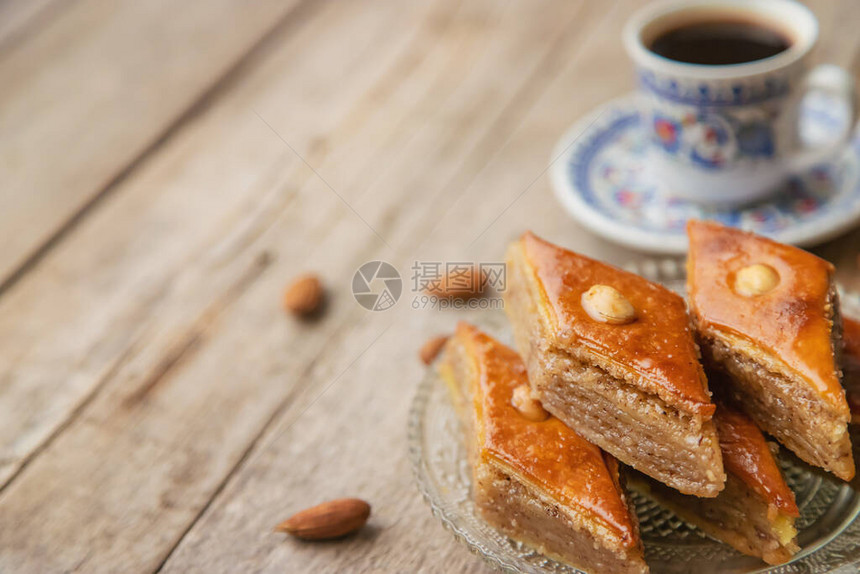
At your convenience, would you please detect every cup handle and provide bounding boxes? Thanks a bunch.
[789,64,858,173]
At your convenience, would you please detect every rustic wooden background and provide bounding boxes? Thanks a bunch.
[0,1,859,572]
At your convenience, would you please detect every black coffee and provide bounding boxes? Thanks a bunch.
[649,20,791,65]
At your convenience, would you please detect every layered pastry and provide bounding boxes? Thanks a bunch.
[633,393,799,565]
[845,317,860,490]
[504,232,725,497]
[844,317,860,424]
[686,220,854,481]
[439,322,649,574]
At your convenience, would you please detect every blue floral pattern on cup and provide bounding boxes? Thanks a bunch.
[648,108,776,169]
[637,70,792,107]
[622,0,857,204]
[637,68,793,170]
[736,120,776,157]
[573,109,854,232]
[550,94,860,252]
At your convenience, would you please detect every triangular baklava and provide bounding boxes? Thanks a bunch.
[439,322,649,574]
[633,390,799,565]
[843,316,860,424]
[686,220,854,480]
[504,232,725,497]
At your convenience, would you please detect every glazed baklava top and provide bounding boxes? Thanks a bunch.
[713,401,799,516]
[517,232,714,416]
[686,220,844,407]
[452,322,638,546]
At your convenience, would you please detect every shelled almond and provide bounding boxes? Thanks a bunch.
[283,274,324,316]
[420,335,449,365]
[276,498,371,540]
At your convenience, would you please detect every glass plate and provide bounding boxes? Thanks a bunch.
[408,257,860,574]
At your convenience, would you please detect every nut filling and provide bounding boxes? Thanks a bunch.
[511,384,550,422]
[581,285,636,325]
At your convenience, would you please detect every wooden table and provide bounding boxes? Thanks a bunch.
[1,1,859,572]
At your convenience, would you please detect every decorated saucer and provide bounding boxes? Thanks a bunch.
[550,93,860,253]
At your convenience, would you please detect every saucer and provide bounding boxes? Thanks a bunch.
[550,93,860,253]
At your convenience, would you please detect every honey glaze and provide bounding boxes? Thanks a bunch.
[454,322,638,546]
[714,401,799,516]
[687,220,844,406]
[520,232,713,414]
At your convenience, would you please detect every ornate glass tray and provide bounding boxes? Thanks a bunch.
[408,258,860,574]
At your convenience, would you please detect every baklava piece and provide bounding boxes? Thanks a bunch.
[843,317,860,424]
[504,232,724,497]
[633,396,799,565]
[844,317,860,490]
[439,322,649,574]
[686,220,854,480]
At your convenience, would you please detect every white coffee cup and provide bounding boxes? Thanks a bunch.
[624,0,857,206]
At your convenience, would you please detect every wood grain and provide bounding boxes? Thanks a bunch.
[0,0,306,289]
[0,0,66,54]
[0,0,419,490]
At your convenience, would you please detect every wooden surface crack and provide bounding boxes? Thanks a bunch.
[0,250,271,497]
[0,337,143,495]
[149,318,358,574]
[123,251,273,409]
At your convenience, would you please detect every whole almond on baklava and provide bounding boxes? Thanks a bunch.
[503,232,725,497]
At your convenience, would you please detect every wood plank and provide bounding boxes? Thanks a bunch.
[422,0,639,265]
[0,0,421,489]
[0,0,308,289]
[801,0,860,290]
[0,0,603,571]
[813,0,860,69]
[0,0,66,54]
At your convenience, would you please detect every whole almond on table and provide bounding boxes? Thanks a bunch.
[425,267,486,299]
[420,335,449,365]
[276,498,371,540]
[283,274,324,316]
